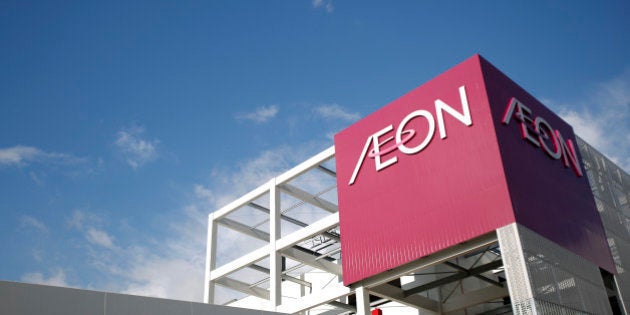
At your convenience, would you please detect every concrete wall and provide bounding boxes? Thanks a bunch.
[0,281,284,315]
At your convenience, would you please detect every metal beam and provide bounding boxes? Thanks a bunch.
[370,283,439,314]
[275,213,339,251]
[210,246,269,281]
[281,246,342,275]
[317,164,337,178]
[349,233,498,290]
[317,165,337,177]
[275,146,335,184]
[214,277,270,300]
[249,202,340,241]
[442,285,509,313]
[276,284,351,314]
[328,300,356,312]
[443,261,503,287]
[248,264,312,288]
[404,260,503,297]
[249,202,308,228]
[217,217,270,242]
[280,183,338,213]
[212,183,270,220]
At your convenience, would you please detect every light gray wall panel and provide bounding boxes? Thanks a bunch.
[0,281,285,315]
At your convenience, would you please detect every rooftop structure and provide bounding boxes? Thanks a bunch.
[204,55,630,315]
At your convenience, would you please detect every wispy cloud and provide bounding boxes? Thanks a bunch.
[0,145,84,167]
[0,146,40,165]
[21,268,69,287]
[548,70,630,172]
[312,0,334,13]
[236,105,279,123]
[63,207,207,301]
[86,228,116,249]
[67,210,117,250]
[60,143,324,302]
[20,215,48,233]
[67,209,101,230]
[314,104,361,122]
[114,126,159,169]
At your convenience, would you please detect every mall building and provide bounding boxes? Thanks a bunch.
[203,55,630,314]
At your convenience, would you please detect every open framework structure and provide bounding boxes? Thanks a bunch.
[203,138,630,314]
[204,56,630,315]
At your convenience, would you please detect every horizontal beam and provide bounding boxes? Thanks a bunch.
[442,285,509,313]
[276,213,339,251]
[212,183,270,220]
[249,264,312,288]
[370,283,439,314]
[280,183,338,213]
[281,246,342,275]
[275,146,335,184]
[210,246,269,281]
[404,260,503,297]
[276,283,351,314]
[327,300,356,312]
[214,277,270,300]
[350,232,498,290]
[217,217,270,242]
[317,165,337,177]
[443,261,503,287]
[249,202,340,241]
[249,202,309,228]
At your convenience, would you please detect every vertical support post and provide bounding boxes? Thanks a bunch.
[204,214,218,304]
[496,223,534,313]
[269,178,282,309]
[356,286,370,315]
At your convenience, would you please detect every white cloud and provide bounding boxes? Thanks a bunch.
[208,144,323,208]
[86,228,116,249]
[122,255,204,300]
[32,249,44,262]
[115,126,159,169]
[67,209,102,230]
[28,142,328,303]
[68,210,85,229]
[20,215,48,233]
[314,104,361,122]
[194,184,215,204]
[21,268,69,287]
[236,105,279,123]
[551,70,630,172]
[0,146,40,165]
[29,171,45,185]
[312,0,334,13]
[117,213,207,301]
[67,210,116,251]
[0,145,84,167]
[91,144,324,302]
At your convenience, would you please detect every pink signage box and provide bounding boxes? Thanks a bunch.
[334,54,614,286]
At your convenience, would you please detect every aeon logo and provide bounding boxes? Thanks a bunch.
[348,86,472,185]
[502,97,583,177]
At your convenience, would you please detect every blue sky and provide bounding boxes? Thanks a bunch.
[1,0,629,302]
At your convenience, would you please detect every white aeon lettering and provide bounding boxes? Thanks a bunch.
[348,85,473,185]
[502,97,583,177]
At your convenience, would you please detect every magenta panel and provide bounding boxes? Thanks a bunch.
[335,55,515,285]
[480,59,615,273]
[334,55,614,286]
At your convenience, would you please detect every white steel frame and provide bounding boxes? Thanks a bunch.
[204,146,511,314]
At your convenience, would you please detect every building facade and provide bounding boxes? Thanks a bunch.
[204,56,630,314]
